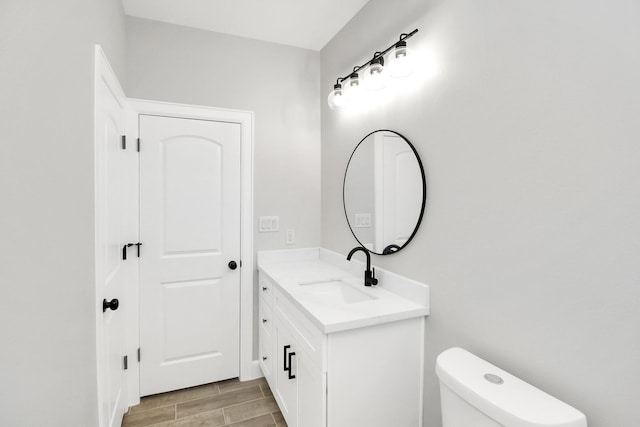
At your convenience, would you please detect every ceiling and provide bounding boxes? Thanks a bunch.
[122,0,371,51]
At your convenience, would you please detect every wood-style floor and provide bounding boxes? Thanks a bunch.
[122,377,287,427]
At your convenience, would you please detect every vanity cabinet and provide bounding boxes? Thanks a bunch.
[259,273,325,427]
[274,311,325,427]
[258,271,425,427]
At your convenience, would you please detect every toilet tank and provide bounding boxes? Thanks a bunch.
[435,347,587,427]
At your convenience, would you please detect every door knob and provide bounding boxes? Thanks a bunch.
[228,261,238,270]
[103,298,119,312]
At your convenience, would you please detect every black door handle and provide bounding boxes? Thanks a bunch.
[228,260,238,270]
[103,298,119,312]
[122,243,142,260]
[122,244,133,260]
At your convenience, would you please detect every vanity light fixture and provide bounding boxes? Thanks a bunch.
[327,29,418,110]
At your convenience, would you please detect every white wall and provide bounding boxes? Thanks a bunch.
[321,0,640,425]
[343,137,375,247]
[0,0,126,426]
[126,16,321,253]
[125,17,322,357]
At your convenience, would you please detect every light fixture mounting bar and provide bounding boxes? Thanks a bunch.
[335,29,419,85]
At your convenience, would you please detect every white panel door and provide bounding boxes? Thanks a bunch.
[139,115,241,396]
[375,133,422,252]
[95,54,133,427]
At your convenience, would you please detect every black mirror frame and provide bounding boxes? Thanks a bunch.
[342,129,427,255]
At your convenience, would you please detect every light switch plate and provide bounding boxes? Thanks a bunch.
[354,213,372,228]
[286,228,295,244]
[259,216,279,232]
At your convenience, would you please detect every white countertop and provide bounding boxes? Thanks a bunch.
[257,248,430,334]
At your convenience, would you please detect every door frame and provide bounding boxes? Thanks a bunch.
[127,98,256,403]
[93,44,131,426]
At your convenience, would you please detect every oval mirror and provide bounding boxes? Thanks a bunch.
[343,130,426,255]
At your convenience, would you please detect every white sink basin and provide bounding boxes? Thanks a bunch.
[298,279,376,304]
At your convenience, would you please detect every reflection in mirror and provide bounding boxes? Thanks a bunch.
[343,130,426,255]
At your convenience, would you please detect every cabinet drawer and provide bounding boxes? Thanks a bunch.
[259,330,273,384]
[274,289,326,371]
[259,299,273,337]
[259,273,274,306]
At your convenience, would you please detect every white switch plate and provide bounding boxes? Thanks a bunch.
[354,213,372,228]
[259,216,279,232]
[286,228,295,245]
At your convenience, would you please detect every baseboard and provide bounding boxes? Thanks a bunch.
[240,360,264,381]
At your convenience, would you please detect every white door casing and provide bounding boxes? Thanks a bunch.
[129,99,255,386]
[95,46,137,427]
[139,115,241,395]
[95,51,255,411]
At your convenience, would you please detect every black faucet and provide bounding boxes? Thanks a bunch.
[346,246,378,287]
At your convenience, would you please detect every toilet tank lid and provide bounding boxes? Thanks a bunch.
[436,347,587,427]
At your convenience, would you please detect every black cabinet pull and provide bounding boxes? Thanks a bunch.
[288,351,296,379]
[283,345,290,372]
[228,260,238,270]
[283,345,296,380]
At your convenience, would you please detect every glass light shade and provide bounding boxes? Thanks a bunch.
[327,84,345,110]
[364,59,388,91]
[389,41,413,78]
[345,73,362,102]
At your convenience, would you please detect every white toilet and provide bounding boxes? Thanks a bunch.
[436,347,587,427]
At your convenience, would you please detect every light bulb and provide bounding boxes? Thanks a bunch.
[327,83,345,110]
[389,40,412,78]
[345,73,362,102]
[364,56,388,91]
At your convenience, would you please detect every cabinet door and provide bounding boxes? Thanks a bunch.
[275,323,298,427]
[297,353,325,427]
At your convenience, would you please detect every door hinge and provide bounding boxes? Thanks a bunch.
[123,355,128,370]
[137,347,141,362]
[137,138,140,152]
[121,135,127,150]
